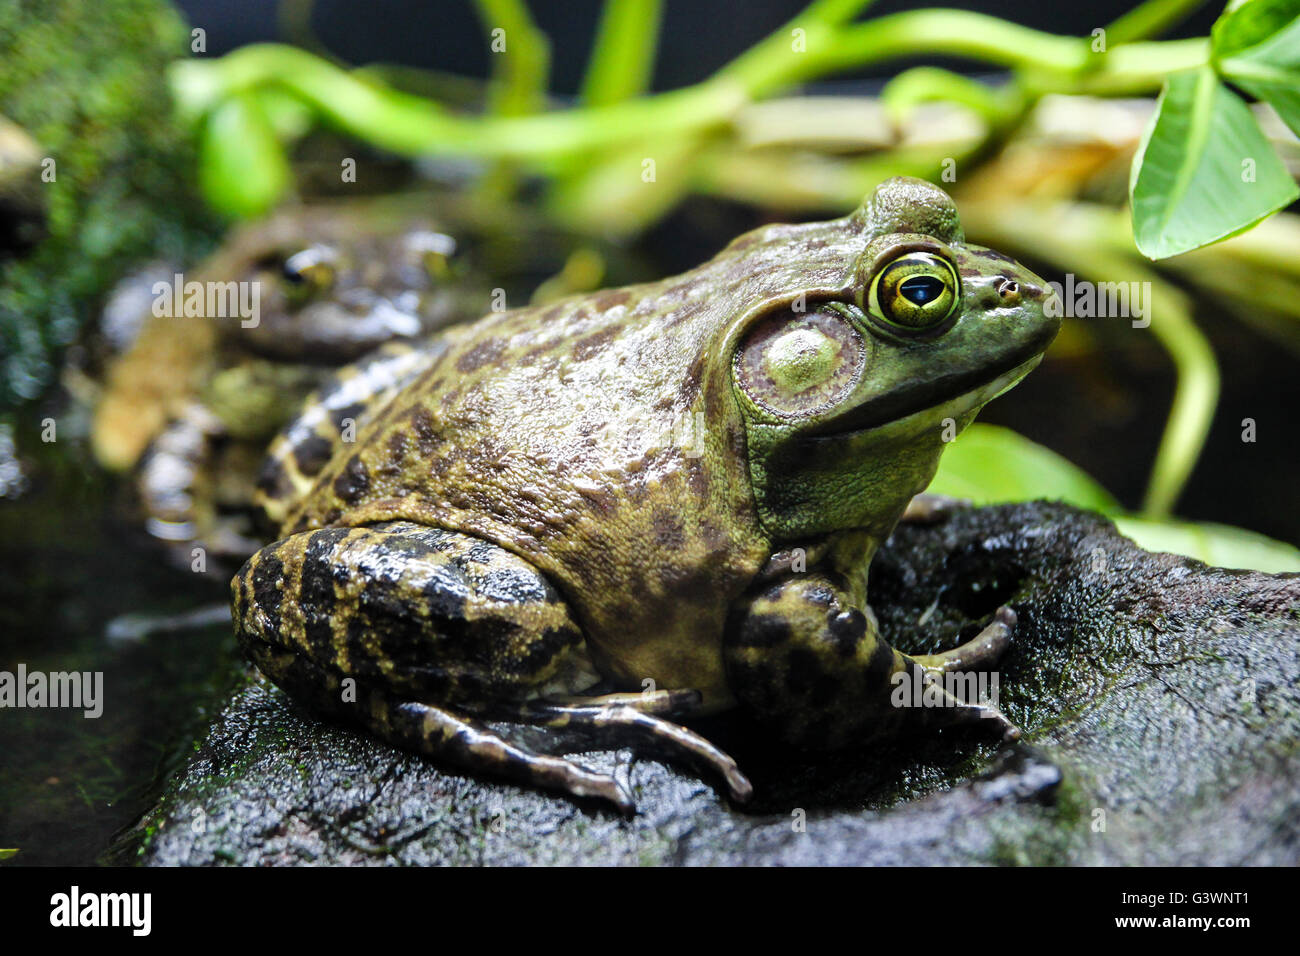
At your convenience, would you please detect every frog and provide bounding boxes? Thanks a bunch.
[88,200,481,559]
[90,195,612,563]
[232,177,1061,813]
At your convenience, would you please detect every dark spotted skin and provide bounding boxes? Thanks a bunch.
[255,341,442,526]
[235,178,1059,811]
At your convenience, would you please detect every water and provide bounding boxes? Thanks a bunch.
[0,421,240,865]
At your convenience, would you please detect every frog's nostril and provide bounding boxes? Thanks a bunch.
[996,278,1020,303]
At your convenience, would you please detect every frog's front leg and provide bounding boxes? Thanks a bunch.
[137,401,262,558]
[724,572,1018,750]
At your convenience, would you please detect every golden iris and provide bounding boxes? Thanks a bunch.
[281,245,338,303]
[868,252,960,331]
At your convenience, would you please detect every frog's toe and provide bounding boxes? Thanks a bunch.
[912,604,1015,673]
[544,759,636,816]
[545,687,703,717]
[517,699,752,805]
[384,698,641,815]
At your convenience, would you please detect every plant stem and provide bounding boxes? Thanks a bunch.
[1105,0,1209,45]
[172,11,1208,166]
[472,0,550,116]
[580,0,663,106]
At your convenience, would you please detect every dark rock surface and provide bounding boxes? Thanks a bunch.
[112,502,1299,865]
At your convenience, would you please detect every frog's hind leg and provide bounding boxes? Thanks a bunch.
[244,641,634,813]
[232,521,641,812]
[255,341,442,524]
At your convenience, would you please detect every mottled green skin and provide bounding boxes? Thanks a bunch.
[235,178,1060,811]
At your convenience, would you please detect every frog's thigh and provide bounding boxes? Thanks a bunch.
[233,519,597,702]
[232,521,637,810]
[724,573,1016,749]
[255,342,439,522]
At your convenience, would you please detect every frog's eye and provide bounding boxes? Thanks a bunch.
[868,252,960,332]
[281,245,339,302]
[734,307,865,417]
[407,231,458,282]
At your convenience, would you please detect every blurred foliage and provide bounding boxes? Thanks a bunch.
[934,424,1300,571]
[0,0,221,409]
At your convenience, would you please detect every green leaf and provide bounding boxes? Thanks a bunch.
[1115,516,1300,572]
[930,424,1120,512]
[931,425,1300,572]
[1211,0,1299,57]
[1217,14,1300,137]
[0,848,17,861]
[197,93,292,219]
[1130,65,1298,259]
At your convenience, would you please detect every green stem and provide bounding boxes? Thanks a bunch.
[580,0,664,106]
[172,11,1208,166]
[1105,0,1208,45]
[1139,272,1220,517]
[879,66,1023,125]
[472,0,551,116]
[172,46,747,163]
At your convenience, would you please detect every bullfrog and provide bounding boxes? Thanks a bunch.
[92,197,607,561]
[233,177,1060,813]
[90,200,481,558]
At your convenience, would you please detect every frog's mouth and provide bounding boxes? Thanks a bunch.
[816,352,1044,438]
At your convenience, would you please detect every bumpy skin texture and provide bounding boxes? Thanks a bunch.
[236,177,1060,811]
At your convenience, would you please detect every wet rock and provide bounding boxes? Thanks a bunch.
[112,502,1299,865]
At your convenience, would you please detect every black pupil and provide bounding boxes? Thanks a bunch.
[900,275,944,305]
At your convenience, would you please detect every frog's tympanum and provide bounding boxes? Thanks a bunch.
[233,178,1061,812]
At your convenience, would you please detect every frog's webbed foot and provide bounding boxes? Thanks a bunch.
[900,493,970,524]
[510,696,753,804]
[384,698,637,815]
[245,640,636,814]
